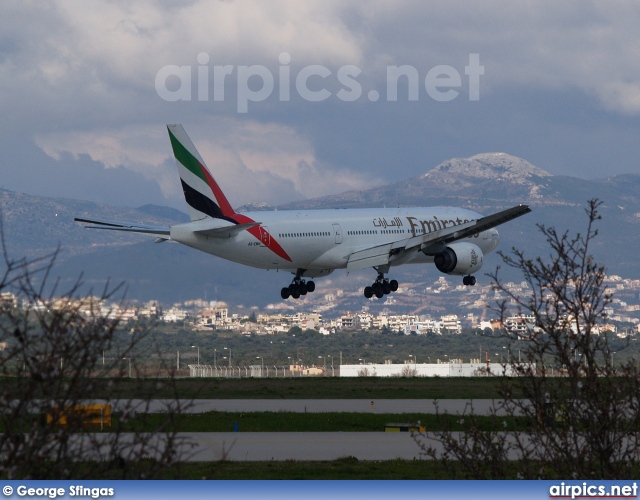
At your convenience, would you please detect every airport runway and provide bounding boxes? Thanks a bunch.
[61,431,528,461]
[124,400,524,461]
[16,399,527,462]
[186,432,431,461]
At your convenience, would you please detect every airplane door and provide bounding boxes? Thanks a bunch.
[260,226,270,247]
[332,223,342,244]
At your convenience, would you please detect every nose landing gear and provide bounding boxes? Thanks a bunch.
[462,275,476,286]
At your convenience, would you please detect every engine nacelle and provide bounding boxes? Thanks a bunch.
[433,242,484,276]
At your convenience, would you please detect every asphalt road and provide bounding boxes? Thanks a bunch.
[117,398,518,415]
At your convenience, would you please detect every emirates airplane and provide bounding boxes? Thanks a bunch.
[75,125,531,300]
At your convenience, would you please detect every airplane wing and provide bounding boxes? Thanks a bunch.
[346,204,531,271]
[74,217,171,241]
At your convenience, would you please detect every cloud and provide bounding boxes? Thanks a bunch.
[35,125,181,201]
[192,118,383,201]
[357,1,640,115]
[2,0,640,210]
[35,118,383,206]
[5,1,639,116]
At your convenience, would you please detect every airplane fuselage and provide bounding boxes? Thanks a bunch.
[170,206,499,275]
[75,124,530,300]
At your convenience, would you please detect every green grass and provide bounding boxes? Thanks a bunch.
[0,411,528,434]
[26,458,627,480]
[0,457,517,479]
[121,411,527,433]
[158,458,463,479]
[0,376,514,399]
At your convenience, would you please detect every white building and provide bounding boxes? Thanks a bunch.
[340,361,523,377]
[138,300,160,317]
[197,307,228,328]
[162,307,189,322]
[440,314,462,334]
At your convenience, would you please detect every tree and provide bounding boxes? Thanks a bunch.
[413,200,640,479]
[288,326,302,336]
[0,218,194,479]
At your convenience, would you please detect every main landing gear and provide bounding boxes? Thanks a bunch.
[281,270,316,300]
[462,275,476,286]
[364,274,399,299]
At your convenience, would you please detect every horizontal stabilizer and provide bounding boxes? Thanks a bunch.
[74,217,170,238]
[194,222,260,238]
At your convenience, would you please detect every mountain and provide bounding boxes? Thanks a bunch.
[278,152,634,210]
[0,189,184,260]
[0,189,282,306]
[2,153,639,306]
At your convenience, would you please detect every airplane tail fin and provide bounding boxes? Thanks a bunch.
[167,124,237,222]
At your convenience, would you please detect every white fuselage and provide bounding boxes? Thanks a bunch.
[169,207,499,275]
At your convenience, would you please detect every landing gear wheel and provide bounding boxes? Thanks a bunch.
[367,272,399,299]
[281,271,317,300]
[463,276,469,286]
[470,276,476,286]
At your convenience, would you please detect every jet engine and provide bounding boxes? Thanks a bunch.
[433,242,483,276]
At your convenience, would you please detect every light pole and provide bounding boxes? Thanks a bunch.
[503,346,510,363]
[318,355,326,375]
[224,347,231,368]
[123,357,131,378]
[192,345,199,365]
[328,355,334,377]
[214,348,217,370]
[359,358,365,365]
[257,356,264,377]
[427,356,431,364]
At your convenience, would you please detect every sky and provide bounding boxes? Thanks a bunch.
[1,1,639,210]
